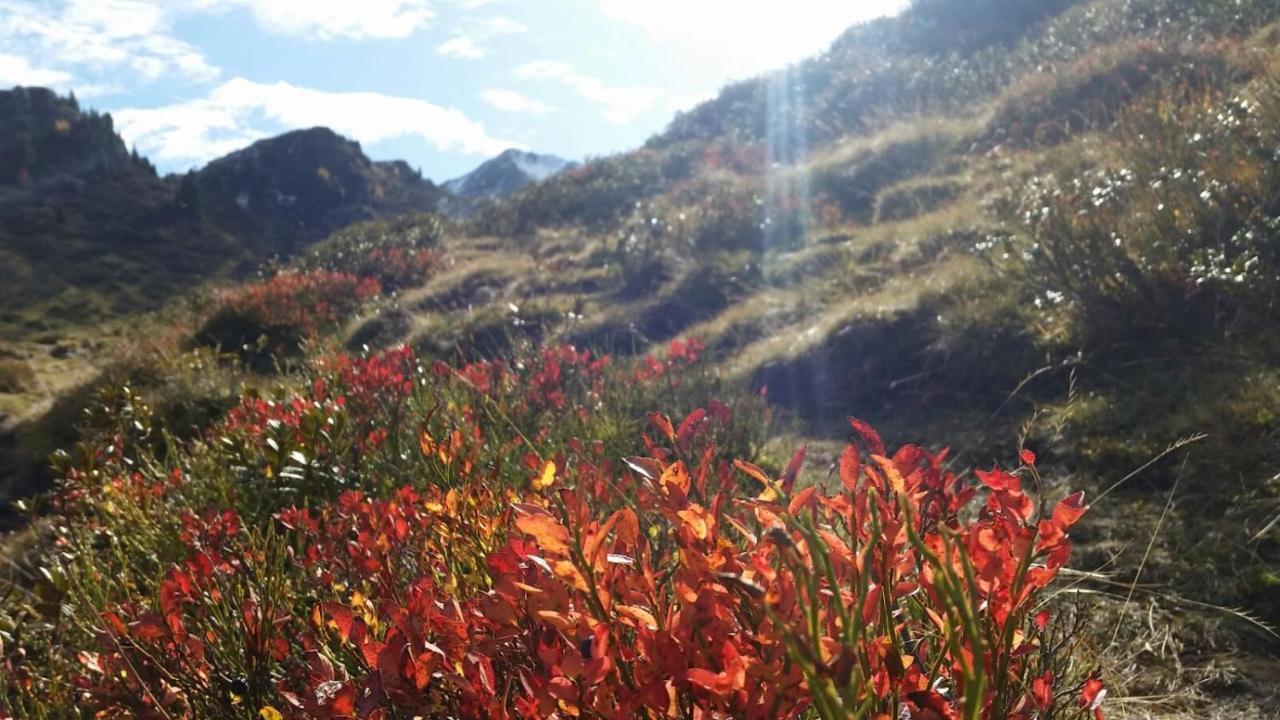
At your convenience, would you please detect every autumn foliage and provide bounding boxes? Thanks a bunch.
[2,335,1101,719]
[196,270,381,360]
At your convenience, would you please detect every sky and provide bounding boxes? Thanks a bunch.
[0,0,908,182]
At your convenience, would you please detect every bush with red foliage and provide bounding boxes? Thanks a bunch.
[2,340,1103,720]
[197,270,380,359]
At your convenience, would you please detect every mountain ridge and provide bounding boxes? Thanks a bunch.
[443,148,576,200]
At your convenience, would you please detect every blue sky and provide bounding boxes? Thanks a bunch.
[0,0,906,182]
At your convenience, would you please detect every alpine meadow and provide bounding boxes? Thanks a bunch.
[2,0,1280,718]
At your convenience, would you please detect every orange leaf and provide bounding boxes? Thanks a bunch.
[677,506,709,540]
[788,486,817,515]
[873,455,907,495]
[660,461,691,494]
[515,513,571,555]
[616,604,658,630]
[586,509,625,566]
[553,560,590,592]
[623,510,644,548]
[733,459,771,487]
[535,610,577,632]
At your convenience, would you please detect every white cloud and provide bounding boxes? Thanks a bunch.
[113,78,519,168]
[0,0,218,85]
[437,36,485,60]
[484,16,527,35]
[596,0,909,79]
[481,88,552,115]
[0,54,73,88]
[515,60,664,124]
[434,12,525,60]
[189,0,435,40]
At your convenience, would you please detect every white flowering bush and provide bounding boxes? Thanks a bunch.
[982,67,1280,338]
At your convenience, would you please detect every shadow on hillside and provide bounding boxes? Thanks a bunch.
[752,304,1043,441]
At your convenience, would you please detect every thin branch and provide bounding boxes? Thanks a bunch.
[1092,432,1207,505]
[1109,453,1186,648]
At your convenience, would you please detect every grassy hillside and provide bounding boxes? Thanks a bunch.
[3,0,1280,717]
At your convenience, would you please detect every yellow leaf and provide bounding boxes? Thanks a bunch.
[260,708,284,720]
[533,460,556,490]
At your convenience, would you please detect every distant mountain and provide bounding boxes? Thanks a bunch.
[443,149,575,201]
[183,127,443,255]
[0,89,442,337]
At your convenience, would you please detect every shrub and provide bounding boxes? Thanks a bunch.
[0,360,35,394]
[299,213,443,292]
[1,338,1100,719]
[197,270,380,364]
[982,71,1280,342]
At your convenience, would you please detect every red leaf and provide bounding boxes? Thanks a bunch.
[686,668,722,691]
[976,467,1019,492]
[848,417,885,456]
[1031,672,1053,710]
[676,408,707,449]
[129,614,170,641]
[1080,675,1107,718]
[647,412,676,443]
[320,603,355,642]
[614,507,640,547]
[780,446,808,492]
[839,444,862,492]
[906,690,956,720]
[1051,491,1088,530]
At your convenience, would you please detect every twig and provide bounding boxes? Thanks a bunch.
[1092,432,1207,505]
[1109,453,1186,648]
